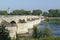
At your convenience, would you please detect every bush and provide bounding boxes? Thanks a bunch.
[33,26,38,38]
[0,25,11,40]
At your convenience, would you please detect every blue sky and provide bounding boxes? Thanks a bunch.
[0,0,60,11]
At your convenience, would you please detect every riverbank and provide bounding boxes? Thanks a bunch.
[17,36,60,40]
[45,17,60,25]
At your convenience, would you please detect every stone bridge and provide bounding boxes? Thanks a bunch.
[0,15,44,39]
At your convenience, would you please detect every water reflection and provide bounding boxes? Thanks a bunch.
[38,21,60,36]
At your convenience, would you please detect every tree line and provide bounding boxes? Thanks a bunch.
[43,9,60,17]
[0,9,60,17]
[0,10,42,15]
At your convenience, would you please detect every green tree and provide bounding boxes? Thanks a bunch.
[43,12,48,17]
[10,10,31,15]
[0,10,8,15]
[33,26,38,38]
[42,23,51,37]
[39,23,51,38]
[48,9,60,17]
[0,25,10,40]
[32,10,42,15]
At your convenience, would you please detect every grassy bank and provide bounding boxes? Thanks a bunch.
[17,36,60,40]
[45,17,60,25]
[45,17,60,21]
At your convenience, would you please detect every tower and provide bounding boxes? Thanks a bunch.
[7,8,10,14]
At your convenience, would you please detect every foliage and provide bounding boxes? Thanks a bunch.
[43,12,48,17]
[32,24,51,39]
[42,23,51,37]
[32,10,42,15]
[45,18,60,25]
[42,9,60,17]
[48,9,60,17]
[10,10,31,15]
[0,25,10,40]
[38,23,51,38]
[10,9,42,15]
[18,37,60,40]
[33,26,38,38]
[0,10,8,15]
[0,9,60,17]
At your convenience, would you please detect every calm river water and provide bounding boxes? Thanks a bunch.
[38,21,60,36]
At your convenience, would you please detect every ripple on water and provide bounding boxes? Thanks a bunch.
[38,21,60,36]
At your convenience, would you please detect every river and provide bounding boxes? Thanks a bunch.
[38,21,60,36]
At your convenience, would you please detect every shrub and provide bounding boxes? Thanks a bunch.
[0,25,10,40]
[33,26,38,38]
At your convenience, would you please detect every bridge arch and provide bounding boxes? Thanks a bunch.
[10,21,16,24]
[10,21,16,26]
